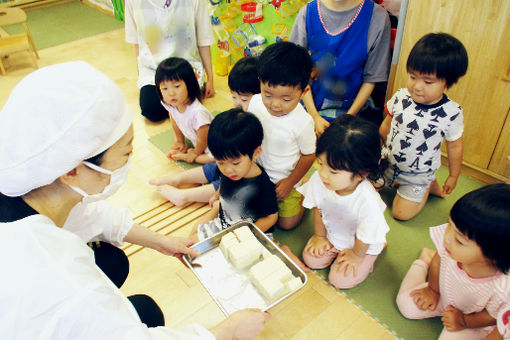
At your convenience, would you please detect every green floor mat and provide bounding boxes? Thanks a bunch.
[273,167,483,340]
[2,0,124,50]
[148,129,201,171]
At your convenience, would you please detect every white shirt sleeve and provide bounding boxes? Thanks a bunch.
[297,171,319,209]
[1,218,216,340]
[444,105,464,142]
[354,182,389,245]
[124,0,138,44]
[63,201,134,246]
[194,0,214,47]
[191,102,213,131]
[295,109,316,156]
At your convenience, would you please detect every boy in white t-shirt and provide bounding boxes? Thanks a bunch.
[248,42,316,230]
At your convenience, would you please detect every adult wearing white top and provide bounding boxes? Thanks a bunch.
[125,0,215,122]
[0,62,268,339]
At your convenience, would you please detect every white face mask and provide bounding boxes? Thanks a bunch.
[69,157,131,204]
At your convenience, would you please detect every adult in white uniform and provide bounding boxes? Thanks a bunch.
[0,62,269,339]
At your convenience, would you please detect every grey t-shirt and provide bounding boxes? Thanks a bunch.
[290,1,391,83]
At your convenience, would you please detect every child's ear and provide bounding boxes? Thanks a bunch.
[252,146,262,160]
[299,86,310,100]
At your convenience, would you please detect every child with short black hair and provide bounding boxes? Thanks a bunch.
[192,108,278,241]
[155,57,214,164]
[298,115,389,288]
[248,41,316,230]
[229,56,260,112]
[379,33,468,221]
[150,57,261,206]
[397,184,510,340]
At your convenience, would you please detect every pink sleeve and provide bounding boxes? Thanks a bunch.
[429,224,448,257]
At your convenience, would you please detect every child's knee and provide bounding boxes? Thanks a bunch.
[302,250,333,269]
[328,273,364,289]
[396,290,421,320]
[392,195,423,221]
[278,215,301,230]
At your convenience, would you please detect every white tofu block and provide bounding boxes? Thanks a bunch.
[266,265,293,284]
[258,274,285,302]
[219,232,239,259]
[233,226,257,242]
[249,255,285,282]
[229,237,263,269]
[262,248,272,259]
[284,276,302,293]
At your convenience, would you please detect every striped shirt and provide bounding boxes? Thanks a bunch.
[431,224,510,318]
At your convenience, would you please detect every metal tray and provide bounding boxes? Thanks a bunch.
[183,221,308,316]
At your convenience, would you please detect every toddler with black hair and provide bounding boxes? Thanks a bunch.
[191,108,278,241]
[397,184,510,340]
[150,57,261,206]
[298,114,389,288]
[379,33,468,221]
[155,57,214,164]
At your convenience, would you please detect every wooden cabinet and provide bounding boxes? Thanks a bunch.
[389,0,510,183]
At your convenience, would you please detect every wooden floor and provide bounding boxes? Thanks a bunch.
[0,29,397,339]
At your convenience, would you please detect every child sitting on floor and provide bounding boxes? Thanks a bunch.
[192,108,278,241]
[298,115,389,289]
[248,41,316,230]
[156,57,214,164]
[150,57,260,206]
[396,184,510,340]
[379,33,468,221]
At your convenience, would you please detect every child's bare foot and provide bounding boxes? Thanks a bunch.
[429,179,445,198]
[156,185,190,206]
[418,248,436,266]
[279,244,311,273]
[149,173,182,186]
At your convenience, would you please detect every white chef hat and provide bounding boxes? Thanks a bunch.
[0,61,132,197]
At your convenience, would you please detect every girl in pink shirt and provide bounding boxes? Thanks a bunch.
[397,184,510,340]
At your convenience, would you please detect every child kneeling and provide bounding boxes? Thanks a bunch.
[298,115,390,289]
[191,108,279,241]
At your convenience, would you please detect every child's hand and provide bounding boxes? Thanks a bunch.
[209,190,220,207]
[275,177,294,199]
[304,234,333,257]
[181,149,198,163]
[334,248,364,277]
[442,175,458,195]
[167,142,188,159]
[313,115,330,136]
[410,286,440,311]
[442,305,467,332]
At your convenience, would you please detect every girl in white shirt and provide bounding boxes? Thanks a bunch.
[155,57,214,164]
[298,114,389,289]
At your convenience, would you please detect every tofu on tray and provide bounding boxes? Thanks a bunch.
[219,226,303,302]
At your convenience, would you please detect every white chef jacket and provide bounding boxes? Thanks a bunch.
[0,215,215,339]
[63,200,134,246]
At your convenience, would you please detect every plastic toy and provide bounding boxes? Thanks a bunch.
[240,2,263,23]
[231,23,266,58]
[271,23,289,42]
[247,35,266,48]
[271,0,283,9]
[216,28,230,51]
[215,50,231,76]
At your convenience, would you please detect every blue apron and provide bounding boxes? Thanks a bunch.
[306,0,373,119]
